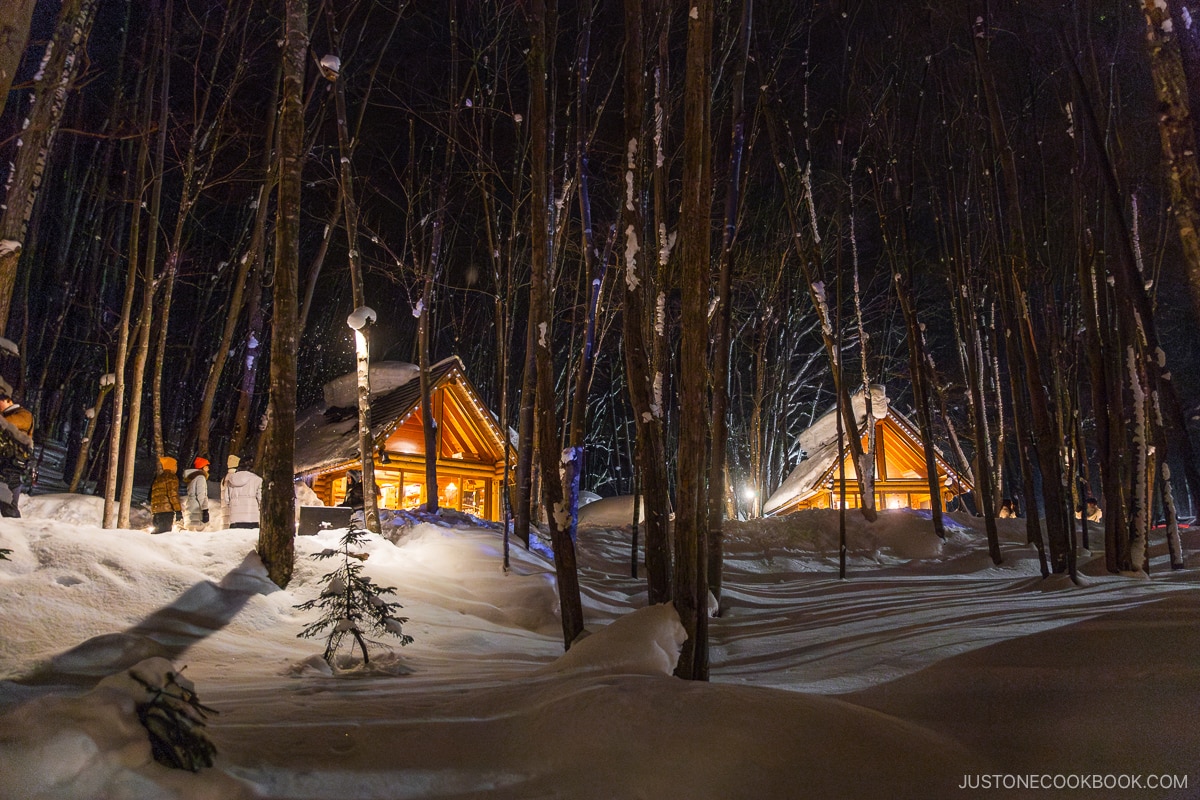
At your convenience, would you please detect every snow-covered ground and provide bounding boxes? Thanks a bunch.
[1,494,1197,799]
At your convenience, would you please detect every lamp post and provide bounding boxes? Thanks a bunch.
[348,306,380,534]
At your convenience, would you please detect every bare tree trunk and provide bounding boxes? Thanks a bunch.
[1141,0,1200,322]
[327,50,380,535]
[513,312,536,546]
[68,379,113,492]
[564,4,606,545]
[298,198,342,333]
[258,0,307,589]
[1062,28,1200,562]
[118,2,173,528]
[958,279,1001,562]
[228,256,265,459]
[0,0,98,335]
[0,0,37,121]
[418,276,438,513]
[674,0,713,682]
[764,99,875,523]
[621,0,671,606]
[148,2,244,460]
[528,0,583,649]
[104,90,152,528]
[707,0,752,611]
[975,15,1071,574]
[195,68,279,459]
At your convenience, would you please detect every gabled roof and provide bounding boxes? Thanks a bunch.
[294,355,503,475]
[762,387,970,515]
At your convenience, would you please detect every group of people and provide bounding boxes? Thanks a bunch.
[996,497,1102,522]
[0,373,265,532]
[149,454,263,534]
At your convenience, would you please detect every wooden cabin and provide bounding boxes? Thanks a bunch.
[294,356,510,521]
[763,387,971,515]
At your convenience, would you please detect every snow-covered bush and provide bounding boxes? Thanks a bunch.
[295,523,414,668]
[127,664,218,772]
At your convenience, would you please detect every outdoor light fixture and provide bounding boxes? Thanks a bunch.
[347,306,377,331]
[743,487,757,501]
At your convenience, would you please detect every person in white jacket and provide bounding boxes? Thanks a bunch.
[223,455,263,529]
[182,457,211,530]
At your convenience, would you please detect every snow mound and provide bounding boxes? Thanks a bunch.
[577,495,645,528]
[21,493,150,528]
[725,508,997,562]
[322,361,419,408]
[0,657,253,800]
[539,603,686,677]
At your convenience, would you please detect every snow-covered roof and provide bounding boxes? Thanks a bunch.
[762,388,884,516]
[294,356,497,475]
[762,386,970,516]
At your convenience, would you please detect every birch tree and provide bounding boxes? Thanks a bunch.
[528,0,584,649]
[0,0,98,336]
[674,0,714,681]
[259,0,308,589]
[621,0,671,605]
[0,0,36,121]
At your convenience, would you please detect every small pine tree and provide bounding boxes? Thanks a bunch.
[129,666,218,772]
[295,522,413,668]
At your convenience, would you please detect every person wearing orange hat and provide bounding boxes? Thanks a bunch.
[150,456,182,533]
[0,377,33,518]
[182,456,211,530]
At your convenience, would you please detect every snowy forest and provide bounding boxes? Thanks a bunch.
[2,0,1200,683]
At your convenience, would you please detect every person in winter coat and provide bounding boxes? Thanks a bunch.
[150,456,182,533]
[0,378,34,518]
[1077,497,1103,523]
[222,455,262,529]
[340,470,364,511]
[182,457,211,530]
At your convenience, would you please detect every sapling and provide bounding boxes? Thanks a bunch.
[296,522,413,668]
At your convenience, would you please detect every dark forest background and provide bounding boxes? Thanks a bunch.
[2,0,1198,526]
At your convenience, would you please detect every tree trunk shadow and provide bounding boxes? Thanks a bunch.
[13,551,276,688]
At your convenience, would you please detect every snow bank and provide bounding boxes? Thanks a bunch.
[20,493,151,528]
[576,494,645,527]
[321,361,419,408]
[0,492,1196,800]
[538,603,686,677]
[0,657,253,800]
[725,507,1028,565]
